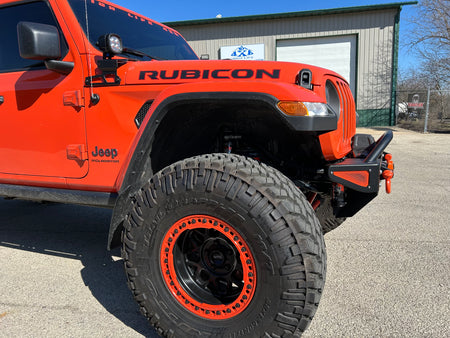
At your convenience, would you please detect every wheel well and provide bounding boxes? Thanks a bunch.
[150,99,324,180]
[109,98,327,249]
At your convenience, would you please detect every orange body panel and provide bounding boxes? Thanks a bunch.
[0,0,357,193]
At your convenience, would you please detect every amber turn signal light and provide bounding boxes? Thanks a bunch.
[278,101,309,116]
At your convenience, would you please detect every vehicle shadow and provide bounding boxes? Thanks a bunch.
[0,198,158,337]
[368,126,398,132]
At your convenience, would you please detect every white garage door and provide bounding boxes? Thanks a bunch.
[277,35,357,94]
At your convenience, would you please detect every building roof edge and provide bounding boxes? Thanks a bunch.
[165,1,418,27]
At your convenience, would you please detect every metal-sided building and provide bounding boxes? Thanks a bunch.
[166,2,416,127]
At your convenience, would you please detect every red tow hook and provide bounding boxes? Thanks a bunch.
[381,153,394,194]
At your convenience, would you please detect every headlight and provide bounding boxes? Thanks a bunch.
[278,101,335,117]
[303,102,330,116]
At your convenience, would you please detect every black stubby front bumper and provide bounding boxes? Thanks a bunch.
[327,131,394,217]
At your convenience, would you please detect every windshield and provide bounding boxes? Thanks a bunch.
[68,0,198,61]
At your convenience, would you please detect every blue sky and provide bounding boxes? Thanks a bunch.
[112,0,419,70]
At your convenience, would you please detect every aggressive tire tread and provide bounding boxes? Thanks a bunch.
[122,154,326,337]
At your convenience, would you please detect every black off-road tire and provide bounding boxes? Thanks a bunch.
[121,154,326,337]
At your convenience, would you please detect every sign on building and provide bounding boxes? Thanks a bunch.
[220,44,265,60]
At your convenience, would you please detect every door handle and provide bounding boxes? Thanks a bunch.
[0,96,4,104]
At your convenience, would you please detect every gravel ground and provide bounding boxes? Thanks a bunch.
[0,127,449,337]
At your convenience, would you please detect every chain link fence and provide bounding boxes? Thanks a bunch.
[395,89,450,133]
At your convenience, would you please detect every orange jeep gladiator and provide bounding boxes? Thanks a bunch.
[0,0,394,336]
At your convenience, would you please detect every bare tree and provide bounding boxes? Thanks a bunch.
[406,0,450,88]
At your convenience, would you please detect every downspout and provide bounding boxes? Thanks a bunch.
[390,7,401,126]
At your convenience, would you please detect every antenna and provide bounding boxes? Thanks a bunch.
[83,0,99,104]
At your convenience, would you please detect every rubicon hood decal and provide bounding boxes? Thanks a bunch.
[124,61,293,85]
[138,69,280,81]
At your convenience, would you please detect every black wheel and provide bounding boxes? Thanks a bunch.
[122,154,326,337]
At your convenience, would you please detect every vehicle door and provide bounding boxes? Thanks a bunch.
[0,0,88,179]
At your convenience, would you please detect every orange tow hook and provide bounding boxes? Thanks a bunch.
[382,153,394,194]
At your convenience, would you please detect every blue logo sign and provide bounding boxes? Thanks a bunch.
[220,44,265,60]
[231,46,254,58]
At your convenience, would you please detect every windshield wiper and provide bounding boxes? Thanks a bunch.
[121,47,166,61]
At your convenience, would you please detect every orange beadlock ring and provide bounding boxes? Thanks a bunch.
[160,215,257,320]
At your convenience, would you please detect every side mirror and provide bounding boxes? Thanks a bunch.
[17,21,61,60]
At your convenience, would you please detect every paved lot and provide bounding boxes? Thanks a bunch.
[0,128,449,337]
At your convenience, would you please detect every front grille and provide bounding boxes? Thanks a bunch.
[336,81,355,141]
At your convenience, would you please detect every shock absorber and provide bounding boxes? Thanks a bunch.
[223,135,241,154]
